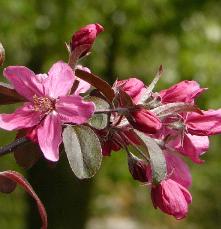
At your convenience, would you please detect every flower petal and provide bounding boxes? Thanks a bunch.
[0,103,40,131]
[56,95,95,124]
[151,179,192,219]
[44,62,75,99]
[169,133,209,164]
[74,79,91,95]
[114,78,146,104]
[35,74,48,83]
[159,80,206,104]
[74,65,91,95]
[37,113,62,162]
[165,151,192,188]
[186,109,221,136]
[3,66,44,101]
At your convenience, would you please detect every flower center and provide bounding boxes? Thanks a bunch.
[33,95,54,114]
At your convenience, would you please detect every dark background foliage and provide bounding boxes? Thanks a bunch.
[1,0,221,228]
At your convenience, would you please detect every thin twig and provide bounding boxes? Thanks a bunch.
[0,137,29,156]
[94,107,129,114]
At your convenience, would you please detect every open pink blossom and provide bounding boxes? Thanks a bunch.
[159,80,206,103]
[151,179,192,219]
[0,62,95,161]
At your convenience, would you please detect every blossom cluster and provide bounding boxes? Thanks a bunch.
[0,23,220,227]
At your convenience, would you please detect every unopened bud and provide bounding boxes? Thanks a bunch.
[128,108,162,134]
[26,128,38,143]
[70,23,104,57]
[128,152,149,182]
[114,78,146,104]
[0,43,5,66]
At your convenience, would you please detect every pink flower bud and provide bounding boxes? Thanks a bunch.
[129,108,162,134]
[128,153,149,182]
[70,23,104,57]
[114,78,146,104]
[151,179,192,219]
[26,127,38,143]
[159,80,206,103]
[0,43,5,66]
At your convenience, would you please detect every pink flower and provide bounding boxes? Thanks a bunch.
[114,78,146,104]
[165,152,192,188]
[71,23,104,57]
[186,110,221,136]
[145,151,192,188]
[128,108,162,134]
[167,109,221,163]
[159,80,205,103]
[0,62,95,162]
[151,179,192,219]
[169,133,209,164]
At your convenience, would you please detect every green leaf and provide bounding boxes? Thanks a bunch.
[134,130,167,184]
[63,125,102,179]
[85,96,109,129]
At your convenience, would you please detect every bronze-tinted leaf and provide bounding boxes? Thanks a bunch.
[14,142,41,169]
[75,69,115,103]
[0,170,47,229]
[0,82,25,104]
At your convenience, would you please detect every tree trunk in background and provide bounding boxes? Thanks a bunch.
[104,24,121,84]
[27,155,93,229]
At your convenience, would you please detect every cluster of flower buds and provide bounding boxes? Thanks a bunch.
[0,23,220,227]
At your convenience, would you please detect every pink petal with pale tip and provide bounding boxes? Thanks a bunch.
[37,112,62,162]
[74,79,91,95]
[56,95,95,124]
[3,66,44,101]
[74,65,91,95]
[43,62,75,99]
[35,74,48,83]
[0,103,40,131]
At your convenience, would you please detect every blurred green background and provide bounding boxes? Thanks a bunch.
[1,0,221,228]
